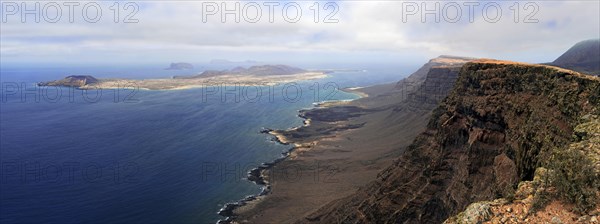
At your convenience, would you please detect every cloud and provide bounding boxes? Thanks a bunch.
[1,1,598,64]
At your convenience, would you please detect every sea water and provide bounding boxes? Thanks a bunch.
[0,64,409,223]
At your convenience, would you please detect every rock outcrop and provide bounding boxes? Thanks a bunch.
[302,60,600,224]
[444,113,599,224]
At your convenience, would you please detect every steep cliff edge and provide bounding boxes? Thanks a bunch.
[302,60,600,224]
[443,115,600,224]
[394,55,476,91]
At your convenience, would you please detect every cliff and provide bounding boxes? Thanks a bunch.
[444,114,600,223]
[302,60,600,224]
[394,55,476,90]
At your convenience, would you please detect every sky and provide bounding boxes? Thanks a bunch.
[1,0,599,66]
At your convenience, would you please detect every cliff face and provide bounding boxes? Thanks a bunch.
[303,61,600,224]
[353,56,474,111]
[398,66,462,112]
[394,55,475,90]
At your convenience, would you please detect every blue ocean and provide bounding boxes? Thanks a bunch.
[0,63,411,223]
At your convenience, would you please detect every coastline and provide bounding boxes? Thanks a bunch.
[343,87,369,98]
[213,60,472,223]
[215,89,366,224]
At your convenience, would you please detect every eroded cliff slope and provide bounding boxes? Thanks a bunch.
[303,60,600,224]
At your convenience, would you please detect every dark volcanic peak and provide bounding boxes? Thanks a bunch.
[551,39,600,75]
[305,60,600,224]
[38,75,99,88]
[174,64,306,79]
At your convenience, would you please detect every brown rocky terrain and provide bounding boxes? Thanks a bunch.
[444,114,600,224]
[301,60,600,224]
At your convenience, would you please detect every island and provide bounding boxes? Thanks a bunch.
[38,65,327,90]
[165,62,194,70]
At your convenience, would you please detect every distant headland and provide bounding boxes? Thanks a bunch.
[165,62,194,70]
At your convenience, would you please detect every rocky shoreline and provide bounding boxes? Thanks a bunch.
[215,92,365,224]
[216,130,293,224]
[215,113,316,224]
